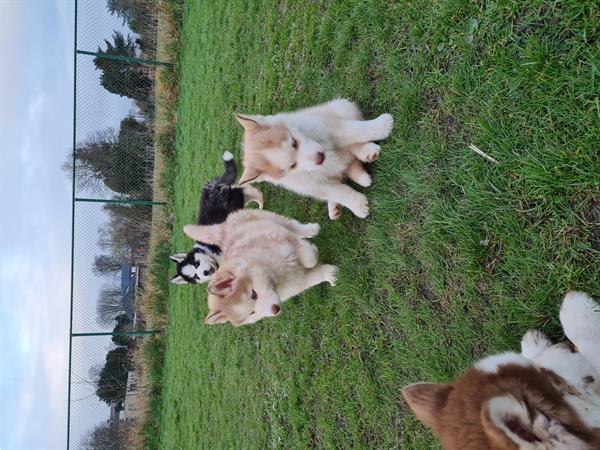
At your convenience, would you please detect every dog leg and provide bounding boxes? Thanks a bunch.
[254,210,320,237]
[521,330,553,359]
[294,239,319,268]
[321,184,369,219]
[347,143,380,163]
[325,99,362,120]
[560,291,600,374]
[278,265,338,301]
[242,185,264,209]
[304,264,337,287]
[346,159,372,187]
[333,114,394,146]
[328,201,342,220]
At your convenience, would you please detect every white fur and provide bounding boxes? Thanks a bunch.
[521,346,600,431]
[223,151,233,161]
[521,330,553,359]
[517,292,600,430]
[560,291,600,374]
[476,352,533,373]
[187,210,336,326]
[241,99,393,219]
[486,395,590,449]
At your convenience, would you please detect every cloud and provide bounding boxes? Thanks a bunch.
[0,2,75,448]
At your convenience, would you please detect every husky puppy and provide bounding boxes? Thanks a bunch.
[170,151,263,285]
[235,99,394,220]
[402,291,600,450]
[183,209,337,326]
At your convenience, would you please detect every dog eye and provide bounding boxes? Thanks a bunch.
[291,138,299,149]
[289,163,297,170]
[203,270,210,276]
[251,290,258,300]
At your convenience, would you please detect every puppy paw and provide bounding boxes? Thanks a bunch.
[355,171,372,187]
[374,113,394,140]
[300,223,320,238]
[350,195,369,219]
[328,202,342,220]
[355,143,380,163]
[521,330,552,359]
[323,265,338,286]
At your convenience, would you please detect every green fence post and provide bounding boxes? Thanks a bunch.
[71,330,161,337]
[74,197,166,206]
[76,49,174,67]
[66,0,79,447]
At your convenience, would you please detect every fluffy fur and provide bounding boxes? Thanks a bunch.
[402,291,600,449]
[183,209,337,326]
[170,152,263,285]
[235,99,394,220]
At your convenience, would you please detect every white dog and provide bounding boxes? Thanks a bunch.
[235,99,394,220]
[183,209,337,326]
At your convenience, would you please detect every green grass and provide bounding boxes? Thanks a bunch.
[155,1,600,448]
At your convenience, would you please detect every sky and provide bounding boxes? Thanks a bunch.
[1,1,139,448]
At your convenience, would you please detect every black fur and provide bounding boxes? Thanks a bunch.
[171,154,247,284]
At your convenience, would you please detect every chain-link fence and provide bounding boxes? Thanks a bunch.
[68,1,171,448]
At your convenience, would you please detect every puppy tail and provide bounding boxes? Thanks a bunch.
[217,151,237,185]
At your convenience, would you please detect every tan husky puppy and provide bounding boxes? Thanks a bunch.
[235,99,394,220]
[183,209,337,326]
[402,291,600,449]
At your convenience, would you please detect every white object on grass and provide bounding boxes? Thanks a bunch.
[468,144,499,164]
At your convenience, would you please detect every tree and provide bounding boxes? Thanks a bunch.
[112,314,133,346]
[69,117,153,198]
[96,285,125,327]
[94,31,152,101]
[106,0,135,25]
[80,421,132,449]
[97,203,151,262]
[93,255,123,277]
[96,347,132,405]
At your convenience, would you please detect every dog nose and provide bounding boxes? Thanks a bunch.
[271,304,281,316]
[315,152,325,165]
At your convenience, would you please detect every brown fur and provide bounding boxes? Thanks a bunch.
[206,274,252,325]
[402,364,600,449]
[239,119,288,180]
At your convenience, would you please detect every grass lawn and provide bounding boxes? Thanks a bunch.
[154,1,599,448]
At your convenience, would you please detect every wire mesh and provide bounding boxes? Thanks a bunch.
[74,52,156,201]
[76,0,158,60]
[72,201,156,335]
[68,334,153,449]
[68,0,168,447]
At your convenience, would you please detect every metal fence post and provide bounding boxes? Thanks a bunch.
[76,49,174,67]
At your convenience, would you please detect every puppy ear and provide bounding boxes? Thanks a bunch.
[204,310,228,325]
[401,383,452,434]
[171,275,188,285]
[169,253,187,263]
[238,167,263,185]
[208,271,236,296]
[235,113,264,131]
[183,224,222,245]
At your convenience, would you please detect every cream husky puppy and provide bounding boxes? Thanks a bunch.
[402,291,600,449]
[183,209,337,326]
[235,99,394,220]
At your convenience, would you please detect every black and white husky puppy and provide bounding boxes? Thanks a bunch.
[170,151,263,285]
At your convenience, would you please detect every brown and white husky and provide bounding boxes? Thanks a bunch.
[235,99,394,220]
[402,291,600,449]
[183,209,337,326]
